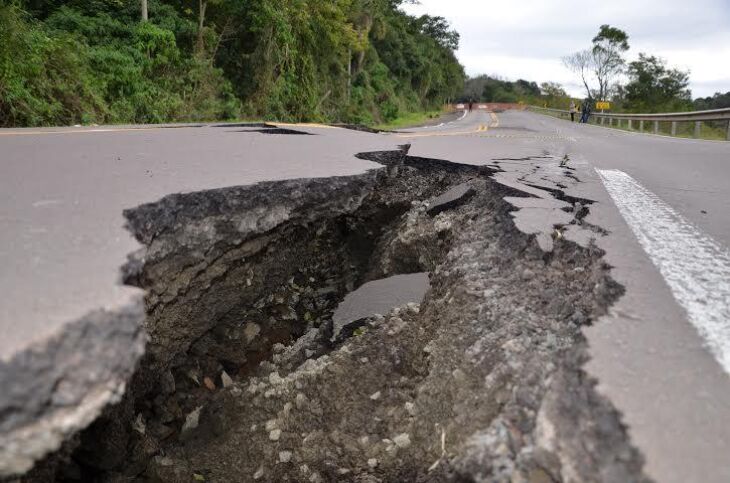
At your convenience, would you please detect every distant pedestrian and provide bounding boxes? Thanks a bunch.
[468,100,474,112]
[569,100,577,122]
[580,98,593,123]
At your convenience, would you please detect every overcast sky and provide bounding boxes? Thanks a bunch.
[402,0,730,98]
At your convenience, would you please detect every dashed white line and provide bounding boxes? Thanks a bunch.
[597,169,730,375]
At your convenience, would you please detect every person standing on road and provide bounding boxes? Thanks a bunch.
[569,100,577,122]
[580,98,593,123]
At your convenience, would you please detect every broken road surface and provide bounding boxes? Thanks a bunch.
[1,111,729,482]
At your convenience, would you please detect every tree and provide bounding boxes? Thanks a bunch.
[540,82,567,98]
[515,79,540,96]
[416,15,459,51]
[141,0,147,21]
[694,91,730,110]
[563,25,629,100]
[562,49,593,98]
[624,54,691,112]
[591,25,629,101]
[195,0,224,56]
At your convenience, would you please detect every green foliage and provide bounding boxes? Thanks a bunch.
[1,1,237,127]
[694,91,730,110]
[2,0,464,126]
[214,0,463,123]
[462,76,544,104]
[563,24,629,100]
[0,4,103,126]
[461,76,577,110]
[592,24,629,52]
[540,82,567,99]
[621,54,692,113]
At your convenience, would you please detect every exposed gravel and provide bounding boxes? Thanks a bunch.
[18,147,649,482]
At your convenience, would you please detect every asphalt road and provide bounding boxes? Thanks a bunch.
[2,110,730,481]
[402,109,730,483]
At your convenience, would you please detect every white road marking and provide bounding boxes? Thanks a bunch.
[597,169,730,374]
[435,109,468,128]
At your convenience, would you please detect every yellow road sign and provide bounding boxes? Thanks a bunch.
[596,101,611,110]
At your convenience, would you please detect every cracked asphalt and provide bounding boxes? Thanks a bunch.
[2,109,730,481]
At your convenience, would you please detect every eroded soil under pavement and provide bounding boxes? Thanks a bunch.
[19,146,649,482]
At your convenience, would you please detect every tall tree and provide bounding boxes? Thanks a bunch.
[624,54,691,112]
[415,15,459,51]
[591,24,629,100]
[562,49,593,98]
[141,0,147,21]
[563,25,629,100]
[195,0,225,56]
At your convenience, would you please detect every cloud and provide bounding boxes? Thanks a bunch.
[402,0,730,97]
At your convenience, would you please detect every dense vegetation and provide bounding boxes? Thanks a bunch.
[694,91,730,111]
[0,0,465,127]
[462,75,571,108]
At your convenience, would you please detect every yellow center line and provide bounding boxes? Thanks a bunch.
[275,122,339,129]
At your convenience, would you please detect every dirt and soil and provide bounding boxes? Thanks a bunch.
[16,146,648,483]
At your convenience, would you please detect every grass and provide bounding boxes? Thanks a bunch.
[533,109,729,142]
[373,110,446,130]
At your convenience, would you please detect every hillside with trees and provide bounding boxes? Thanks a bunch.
[461,75,572,109]
[0,0,465,127]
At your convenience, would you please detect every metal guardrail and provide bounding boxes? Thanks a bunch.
[529,106,730,140]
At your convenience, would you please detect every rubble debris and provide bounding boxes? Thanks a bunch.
[426,182,476,216]
[16,148,647,483]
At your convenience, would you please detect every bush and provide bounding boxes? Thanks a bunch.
[0,4,105,126]
[0,3,238,127]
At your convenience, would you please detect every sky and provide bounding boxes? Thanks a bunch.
[402,0,730,99]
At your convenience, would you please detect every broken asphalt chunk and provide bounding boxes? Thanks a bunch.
[427,183,475,217]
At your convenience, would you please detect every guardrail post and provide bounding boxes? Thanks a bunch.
[529,106,730,137]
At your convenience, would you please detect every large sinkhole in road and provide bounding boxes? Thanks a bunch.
[34,148,648,482]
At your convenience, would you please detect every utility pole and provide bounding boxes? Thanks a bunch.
[141,0,148,21]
